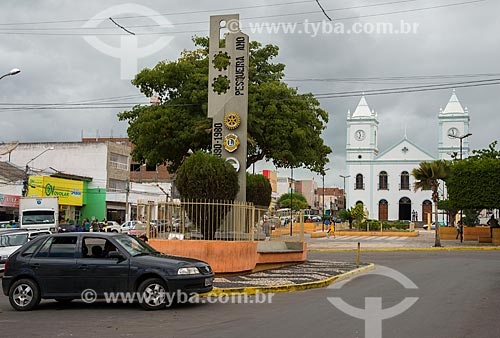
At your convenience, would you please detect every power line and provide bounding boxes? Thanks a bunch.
[0,0,486,36]
[0,0,427,32]
[0,0,322,26]
[1,77,499,113]
[284,72,500,82]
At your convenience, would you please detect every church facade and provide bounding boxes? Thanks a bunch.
[345,91,470,221]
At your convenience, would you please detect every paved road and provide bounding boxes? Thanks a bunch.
[1,251,499,338]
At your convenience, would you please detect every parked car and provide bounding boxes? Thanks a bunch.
[2,232,214,311]
[0,229,51,273]
[305,215,322,223]
[423,221,446,230]
[57,223,75,233]
[104,221,142,234]
[0,221,19,229]
[101,221,123,233]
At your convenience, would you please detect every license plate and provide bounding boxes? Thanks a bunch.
[205,277,213,287]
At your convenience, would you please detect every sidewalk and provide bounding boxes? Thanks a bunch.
[307,230,500,251]
[210,260,373,295]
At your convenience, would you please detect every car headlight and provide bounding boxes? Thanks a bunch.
[177,267,200,275]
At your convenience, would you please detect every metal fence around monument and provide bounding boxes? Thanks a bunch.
[134,200,303,242]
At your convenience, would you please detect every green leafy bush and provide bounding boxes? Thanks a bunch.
[176,151,239,239]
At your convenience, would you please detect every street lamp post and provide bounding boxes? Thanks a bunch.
[290,167,293,236]
[449,133,472,160]
[321,168,330,231]
[449,132,471,242]
[22,147,54,197]
[339,174,350,210]
[0,68,21,81]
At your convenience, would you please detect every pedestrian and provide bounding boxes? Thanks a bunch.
[415,211,418,222]
[487,215,499,238]
[83,218,90,232]
[456,219,463,242]
[411,210,416,221]
[487,215,499,228]
[91,219,99,232]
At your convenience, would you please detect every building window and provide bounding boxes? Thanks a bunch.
[130,163,141,172]
[108,179,128,192]
[400,171,410,190]
[110,152,128,170]
[146,164,157,172]
[355,174,364,190]
[378,171,388,190]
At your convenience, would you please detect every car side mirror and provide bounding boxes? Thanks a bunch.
[108,251,125,261]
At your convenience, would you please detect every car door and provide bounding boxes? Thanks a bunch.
[76,236,130,295]
[28,235,79,297]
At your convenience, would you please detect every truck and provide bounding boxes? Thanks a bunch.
[19,196,59,232]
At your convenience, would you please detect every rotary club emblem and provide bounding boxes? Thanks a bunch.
[223,111,241,130]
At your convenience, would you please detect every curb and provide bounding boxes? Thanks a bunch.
[203,263,375,296]
[308,246,500,253]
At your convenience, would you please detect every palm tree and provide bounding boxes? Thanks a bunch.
[412,160,450,247]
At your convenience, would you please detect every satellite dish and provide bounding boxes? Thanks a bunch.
[0,141,19,157]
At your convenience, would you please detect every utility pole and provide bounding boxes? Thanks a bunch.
[22,165,29,197]
[449,132,471,242]
[322,173,325,231]
[125,180,130,222]
[290,167,293,236]
[339,174,350,210]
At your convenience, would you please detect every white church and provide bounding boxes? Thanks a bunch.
[345,90,470,222]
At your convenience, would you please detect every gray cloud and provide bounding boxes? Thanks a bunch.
[1,0,499,189]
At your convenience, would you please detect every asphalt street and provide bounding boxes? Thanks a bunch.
[1,250,499,338]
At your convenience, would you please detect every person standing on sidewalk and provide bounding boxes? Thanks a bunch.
[456,219,463,242]
[487,215,499,238]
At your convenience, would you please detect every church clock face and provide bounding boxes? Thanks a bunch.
[355,129,366,141]
[448,127,459,138]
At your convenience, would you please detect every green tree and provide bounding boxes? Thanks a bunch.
[437,199,458,227]
[246,173,272,208]
[338,208,354,229]
[351,203,365,229]
[412,160,450,247]
[175,151,239,240]
[446,142,500,210]
[118,37,331,174]
[277,192,308,211]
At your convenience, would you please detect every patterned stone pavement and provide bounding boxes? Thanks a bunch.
[213,260,368,288]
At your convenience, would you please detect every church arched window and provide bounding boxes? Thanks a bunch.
[378,171,388,190]
[355,174,364,190]
[400,171,410,190]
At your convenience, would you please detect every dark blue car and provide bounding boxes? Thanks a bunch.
[2,233,214,311]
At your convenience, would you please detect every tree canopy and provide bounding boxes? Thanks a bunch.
[446,141,500,210]
[118,37,331,173]
[277,192,309,211]
[175,151,239,200]
[246,173,272,208]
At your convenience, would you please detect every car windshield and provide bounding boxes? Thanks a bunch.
[114,235,158,256]
[0,233,29,247]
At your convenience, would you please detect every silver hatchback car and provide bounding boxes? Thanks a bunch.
[0,230,51,273]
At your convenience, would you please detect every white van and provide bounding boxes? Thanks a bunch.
[0,229,51,273]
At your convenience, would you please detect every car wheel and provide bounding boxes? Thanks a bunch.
[137,278,168,311]
[9,279,41,311]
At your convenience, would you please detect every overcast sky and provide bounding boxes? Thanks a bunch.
[1,0,499,188]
